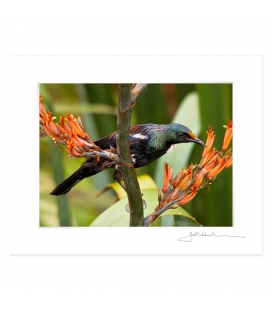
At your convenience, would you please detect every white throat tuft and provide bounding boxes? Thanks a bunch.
[166,144,176,153]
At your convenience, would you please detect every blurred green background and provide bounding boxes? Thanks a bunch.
[39,83,232,227]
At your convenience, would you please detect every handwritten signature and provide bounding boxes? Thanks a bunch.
[178,232,246,242]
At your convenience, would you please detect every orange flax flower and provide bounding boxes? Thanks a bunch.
[66,114,87,138]
[65,140,84,158]
[70,129,95,149]
[171,168,185,187]
[222,119,232,152]
[169,166,173,183]
[39,96,62,141]
[205,157,219,172]
[77,115,85,132]
[178,173,193,192]
[43,118,60,141]
[59,115,72,135]
[179,186,198,206]
[202,126,215,158]
[224,156,233,169]
[177,164,194,191]
[207,157,227,179]
[199,148,219,169]
[162,163,170,193]
[194,168,207,188]
[48,118,61,138]
[39,96,47,120]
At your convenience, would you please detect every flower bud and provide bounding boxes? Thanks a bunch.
[202,126,215,158]
[179,186,198,206]
[162,163,170,193]
[222,119,232,152]
[224,156,233,169]
[207,157,227,179]
[66,114,87,138]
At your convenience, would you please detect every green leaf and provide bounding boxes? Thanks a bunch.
[97,174,157,200]
[90,189,199,227]
[154,91,201,186]
[158,206,202,227]
[153,91,201,227]
[173,215,202,227]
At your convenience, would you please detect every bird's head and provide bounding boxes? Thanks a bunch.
[167,123,206,148]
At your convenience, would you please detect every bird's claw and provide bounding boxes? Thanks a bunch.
[120,102,136,114]
[125,203,132,213]
[142,198,147,209]
[141,193,147,209]
[125,195,147,213]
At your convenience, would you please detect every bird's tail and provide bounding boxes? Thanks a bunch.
[50,171,83,196]
[50,157,113,196]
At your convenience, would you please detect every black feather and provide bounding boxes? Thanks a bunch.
[50,123,205,195]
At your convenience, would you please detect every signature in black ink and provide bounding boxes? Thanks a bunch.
[178,231,246,242]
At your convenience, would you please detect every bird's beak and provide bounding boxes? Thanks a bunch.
[193,137,206,148]
[188,131,206,148]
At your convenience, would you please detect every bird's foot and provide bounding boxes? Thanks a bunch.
[142,193,147,209]
[125,194,147,212]
[125,203,132,213]
[119,102,136,114]
[142,198,147,209]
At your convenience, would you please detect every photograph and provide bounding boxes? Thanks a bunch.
[39,83,232,227]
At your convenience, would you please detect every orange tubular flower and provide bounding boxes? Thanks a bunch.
[224,156,233,169]
[65,141,83,158]
[222,119,232,152]
[202,126,215,158]
[194,168,207,188]
[177,165,194,191]
[43,121,60,141]
[199,148,219,169]
[178,174,193,192]
[66,114,87,138]
[205,157,219,172]
[207,157,227,179]
[77,116,85,132]
[71,133,85,148]
[59,116,72,135]
[39,100,47,120]
[170,168,184,187]
[186,164,194,175]
[48,119,61,137]
[169,167,173,183]
[179,186,198,206]
[162,163,170,193]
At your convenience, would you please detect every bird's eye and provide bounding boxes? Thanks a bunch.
[178,132,186,138]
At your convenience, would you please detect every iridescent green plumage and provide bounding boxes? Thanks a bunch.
[50,123,205,196]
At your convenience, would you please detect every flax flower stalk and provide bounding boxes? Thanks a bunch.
[144,121,233,227]
[39,94,122,164]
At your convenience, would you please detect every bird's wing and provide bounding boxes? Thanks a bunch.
[94,131,117,149]
[128,125,150,146]
[94,124,153,149]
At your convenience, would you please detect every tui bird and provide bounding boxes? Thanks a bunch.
[50,123,206,196]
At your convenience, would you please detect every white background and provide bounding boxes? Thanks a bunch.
[1,2,271,310]
[10,55,261,255]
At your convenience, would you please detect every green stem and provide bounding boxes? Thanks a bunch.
[116,84,144,226]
